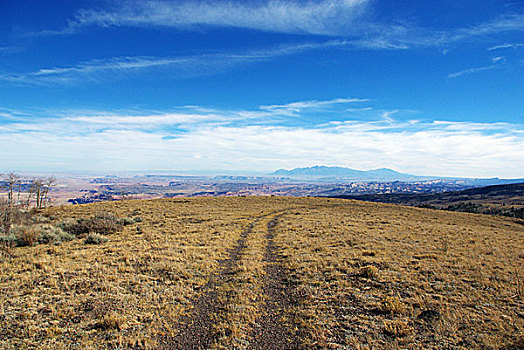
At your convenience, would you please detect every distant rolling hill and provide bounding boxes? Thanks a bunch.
[330,182,524,219]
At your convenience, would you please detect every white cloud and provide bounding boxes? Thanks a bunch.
[0,41,355,85]
[488,43,524,50]
[29,1,524,51]
[260,98,369,115]
[450,14,524,40]
[448,64,498,78]
[1,103,523,178]
[380,110,398,122]
[65,0,369,36]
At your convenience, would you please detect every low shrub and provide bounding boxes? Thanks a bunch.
[0,233,17,248]
[37,224,75,245]
[360,265,379,279]
[95,313,125,330]
[7,224,76,246]
[119,217,135,226]
[383,319,413,337]
[381,296,408,314]
[9,224,39,247]
[85,233,108,245]
[56,218,78,232]
[66,213,123,236]
[32,215,51,224]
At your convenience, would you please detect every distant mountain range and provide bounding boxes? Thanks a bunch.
[271,165,427,181]
[271,165,524,185]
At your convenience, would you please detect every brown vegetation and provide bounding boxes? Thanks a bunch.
[0,197,522,349]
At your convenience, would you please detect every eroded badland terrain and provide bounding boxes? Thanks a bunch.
[1,197,523,349]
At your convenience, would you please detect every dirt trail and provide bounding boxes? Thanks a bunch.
[163,210,293,349]
[248,215,304,350]
[161,217,257,349]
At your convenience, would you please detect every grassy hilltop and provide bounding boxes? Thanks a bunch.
[1,197,523,349]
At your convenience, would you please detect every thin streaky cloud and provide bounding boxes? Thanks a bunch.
[452,14,524,39]
[0,97,374,134]
[448,64,499,78]
[261,98,370,111]
[0,41,360,85]
[488,43,524,50]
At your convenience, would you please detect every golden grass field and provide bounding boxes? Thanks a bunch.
[0,197,523,349]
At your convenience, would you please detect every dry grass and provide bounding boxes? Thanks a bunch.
[276,199,524,349]
[0,196,522,349]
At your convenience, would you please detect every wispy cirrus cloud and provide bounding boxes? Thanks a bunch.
[0,97,370,133]
[488,42,524,50]
[0,40,356,85]
[260,97,370,116]
[448,14,524,41]
[1,99,523,177]
[448,64,500,78]
[38,0,369,36]
[30,0,524,50]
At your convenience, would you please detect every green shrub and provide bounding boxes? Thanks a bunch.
[32,215,51,224]
[56,218,78,232]
[119,217,135,226]
[37,224,75,245]
[8,224,76,246]
[0,233,17,248]
[133,216,143,223]
[85,233,108,245]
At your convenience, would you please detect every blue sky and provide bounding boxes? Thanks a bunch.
[1,0,523,177]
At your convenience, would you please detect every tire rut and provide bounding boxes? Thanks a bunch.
[162,211,286,349]
[248,215,305,350]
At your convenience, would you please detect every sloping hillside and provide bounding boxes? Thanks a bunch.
[332,182,524,219]
[1,197,523,349]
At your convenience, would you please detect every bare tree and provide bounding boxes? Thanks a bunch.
[6,172,20,207]
[32,178,44,209]
[26,180,34,209]
[41,176,56,208]
[17,179,22,205]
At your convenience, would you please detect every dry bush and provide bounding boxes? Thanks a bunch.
[95,313,126,330]
[84,232,108,245]
[5,223,75,247]
[0,200,33,234]
[66,212,123,236]
[383,319,413,337]
[9,224,39,246]
[360,265,379,279]
[381,296,408,315]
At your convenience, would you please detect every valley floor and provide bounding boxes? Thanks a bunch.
[1,197,523,349]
